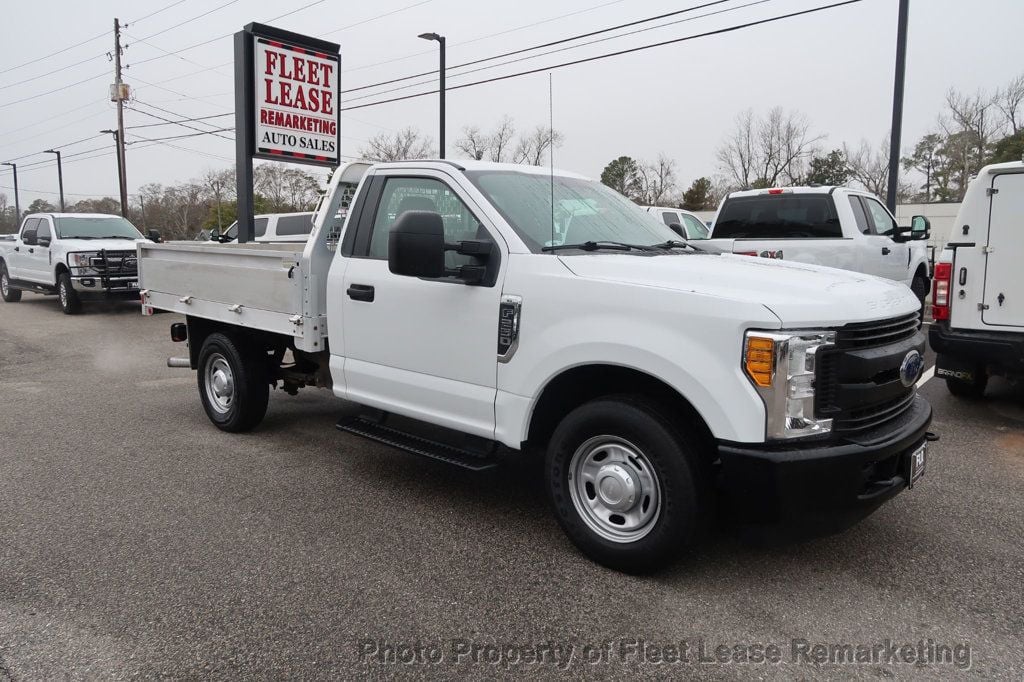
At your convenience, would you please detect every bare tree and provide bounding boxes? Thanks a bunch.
[202,168,235,232]
[636,155,677,205]
[512,125,564,166]
[489,116,516,162]
[455,125,488,160]
[941,88,1003,168]
[995,73,1024,135]
[716,107,820,189]
[844,137,913,203]
[359,127,435,161]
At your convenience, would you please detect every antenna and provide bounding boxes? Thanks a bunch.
[549,72,555,251]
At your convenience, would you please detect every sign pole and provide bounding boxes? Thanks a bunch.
[234,29,256,244]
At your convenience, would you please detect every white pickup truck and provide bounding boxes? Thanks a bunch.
[706,187,933,315]
[929,160,1024,397]
[138,160,936,571]
[0,212,151,314]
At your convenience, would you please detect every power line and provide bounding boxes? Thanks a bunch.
[341,0,775,104]
[126,112,233,129]
[3,133,108,163]
[341,0,865,112]
[130,0,240,44]
[127,128,234,143]
[0,70,109,110]
[322,0,435,36]
[128,103,234,140]
[341,0,736,95]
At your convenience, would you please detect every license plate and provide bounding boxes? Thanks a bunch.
[907,444,927,487]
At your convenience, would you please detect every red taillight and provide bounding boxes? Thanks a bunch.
[736,251,758,257]
[767,188,785,195]
[932,262,952,321]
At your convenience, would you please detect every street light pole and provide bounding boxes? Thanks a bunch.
[101,129,128,217]
[44,149,65,211]
[2,162,19,223]
[418,32,446,159]
[886,0,910,212]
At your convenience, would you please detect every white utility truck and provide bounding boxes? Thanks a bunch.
[0,213,151,314]
[706,187,933,316]
[138,160,936,571]
[929,160,1024,397]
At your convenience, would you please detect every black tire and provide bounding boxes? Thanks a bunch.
[911,275,929,327]
[945,370,987,399]
[57,272,82,314]
[546,396,710,573]
[1,263,21,302]
[197,332,270,432]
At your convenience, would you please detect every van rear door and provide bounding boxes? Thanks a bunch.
[982,171,1024,328]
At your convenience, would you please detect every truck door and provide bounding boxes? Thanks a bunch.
[8,218,39,279]
[25,217,54,282]
[982,172,1024,327]
[860,196,910,283]
[339,171,505,439]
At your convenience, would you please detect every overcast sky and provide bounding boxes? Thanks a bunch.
[1,0,1022,208]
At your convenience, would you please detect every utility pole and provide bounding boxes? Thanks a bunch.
[1,162,19,224]
[418,33,446,159]
[886,0,909,212]
[112,18,129,218]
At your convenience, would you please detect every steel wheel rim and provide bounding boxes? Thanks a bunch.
[204,353,235,414]
[568,435,662,543]
[59,281,68,307]
[1,272,8,297]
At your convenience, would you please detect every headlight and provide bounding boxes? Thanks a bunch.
[743,330,836,439]
[68,252,100,273]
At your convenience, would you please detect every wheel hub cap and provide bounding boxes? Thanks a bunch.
[204,355,235,413]
[568,436,662,543]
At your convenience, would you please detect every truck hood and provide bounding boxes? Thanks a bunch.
[558,253,919,326]
[61,238,149,252]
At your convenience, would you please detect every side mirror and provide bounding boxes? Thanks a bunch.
[910,215,930,240]
[388,211,446,279]
[37,236,51,248]
[667,222,687,239]
[147,229,163,243]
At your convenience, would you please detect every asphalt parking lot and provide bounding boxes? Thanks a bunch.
[1,295,1021,679]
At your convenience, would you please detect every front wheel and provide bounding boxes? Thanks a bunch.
[911,275,929,327]
[1,263,21,302]
[197,332,269,432]
[546,396,710,572]
[58,272,81,314]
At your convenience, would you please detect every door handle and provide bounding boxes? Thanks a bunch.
[13,246,19,251]
[881,247,891,255]
[28,248,34,254]
[347,284,375,302]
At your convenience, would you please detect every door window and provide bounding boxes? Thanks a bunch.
[20,218,39,244]
[36,220,52,244]
[681,214,709,239]
[862,197,897,236]
[848,197,871,234]
[660,211,681,227]
[275,214,313,236]
[366,177,491,269]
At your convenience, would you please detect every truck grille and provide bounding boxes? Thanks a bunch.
[816,313,924,435]
[89,250,138,276]
[835,312,920,349]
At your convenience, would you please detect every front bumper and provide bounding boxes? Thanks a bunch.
[718,395,933,535]
[70,274,139,296]
[929,322,1024,375]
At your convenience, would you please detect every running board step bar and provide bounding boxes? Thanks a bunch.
[336,415,499,471]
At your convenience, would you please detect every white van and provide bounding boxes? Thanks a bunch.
[643,206,710,240]
[929,161,1024,396]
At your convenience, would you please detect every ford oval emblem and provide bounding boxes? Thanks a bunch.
[900,350,924,388]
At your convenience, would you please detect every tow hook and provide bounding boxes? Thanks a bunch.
[925,432,940,442]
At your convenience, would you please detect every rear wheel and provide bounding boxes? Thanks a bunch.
[1,263,21,302]
[945,368,987,399]
[911,275,929,326]
[57,272,81,314]
[546,396,710,572]
[197,332,269,432]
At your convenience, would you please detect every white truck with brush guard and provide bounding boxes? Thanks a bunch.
[138,160,937,571]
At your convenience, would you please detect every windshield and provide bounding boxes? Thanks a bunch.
[713,195,841,239]
[466,170,679,253]
[54,216,143,240]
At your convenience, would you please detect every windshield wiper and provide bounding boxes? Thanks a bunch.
[651,240,703,252]
[97,235,136,240]
[542,240,656,253]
